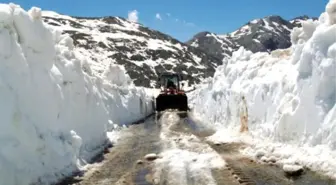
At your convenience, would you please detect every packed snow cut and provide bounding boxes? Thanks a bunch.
[190,0,336,179]
[0,3,153,185]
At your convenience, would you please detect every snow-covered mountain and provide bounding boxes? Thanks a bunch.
[187,15,317,60]
[42,12,318,88]
[41,12,222,87]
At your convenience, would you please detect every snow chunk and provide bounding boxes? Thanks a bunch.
[283,164,304,176]
[291,19,319,45]
[103,64,132,86]
[28,7,42,20]
[326,0,336,25]
[144,153,159,161]
[232,46,253,61]
[0,4,14,24]
[136,160,144,164]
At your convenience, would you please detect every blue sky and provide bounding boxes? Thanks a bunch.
[4,0,329,41]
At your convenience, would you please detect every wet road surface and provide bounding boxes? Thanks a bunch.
[58,112,336,185]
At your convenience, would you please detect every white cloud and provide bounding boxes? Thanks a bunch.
[156,13,162,20]
[156,13,195,27]
[128,10,138,22]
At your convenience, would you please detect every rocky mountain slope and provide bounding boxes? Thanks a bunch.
[186,15,317,60]
[42,11,222,87]
[42,12,317,87]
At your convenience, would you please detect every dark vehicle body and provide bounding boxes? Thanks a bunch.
[155,73,188,112]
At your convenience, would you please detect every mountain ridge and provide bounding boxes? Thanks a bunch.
[42,11,317,87]
[42,11,222,87]
[186,15,318,60]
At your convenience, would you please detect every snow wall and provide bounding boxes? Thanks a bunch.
[190,0,336,178]
[0,4,154,185]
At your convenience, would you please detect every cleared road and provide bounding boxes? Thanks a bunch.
[58,112,336,185]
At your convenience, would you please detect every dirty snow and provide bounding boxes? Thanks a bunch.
[0,3,153,185]
[190,0,336,179]
[152,112,225,185]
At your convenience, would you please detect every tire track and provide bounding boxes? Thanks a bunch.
[63,116,161,185]
[177,115,336,185]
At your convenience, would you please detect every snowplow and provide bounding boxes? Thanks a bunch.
[155,73,189,113]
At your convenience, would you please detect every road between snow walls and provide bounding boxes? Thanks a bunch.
[0,4,154,185]
[190,0,336,180]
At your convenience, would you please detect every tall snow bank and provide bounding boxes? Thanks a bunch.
[190,0,336,178]
[0,4,153,185]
